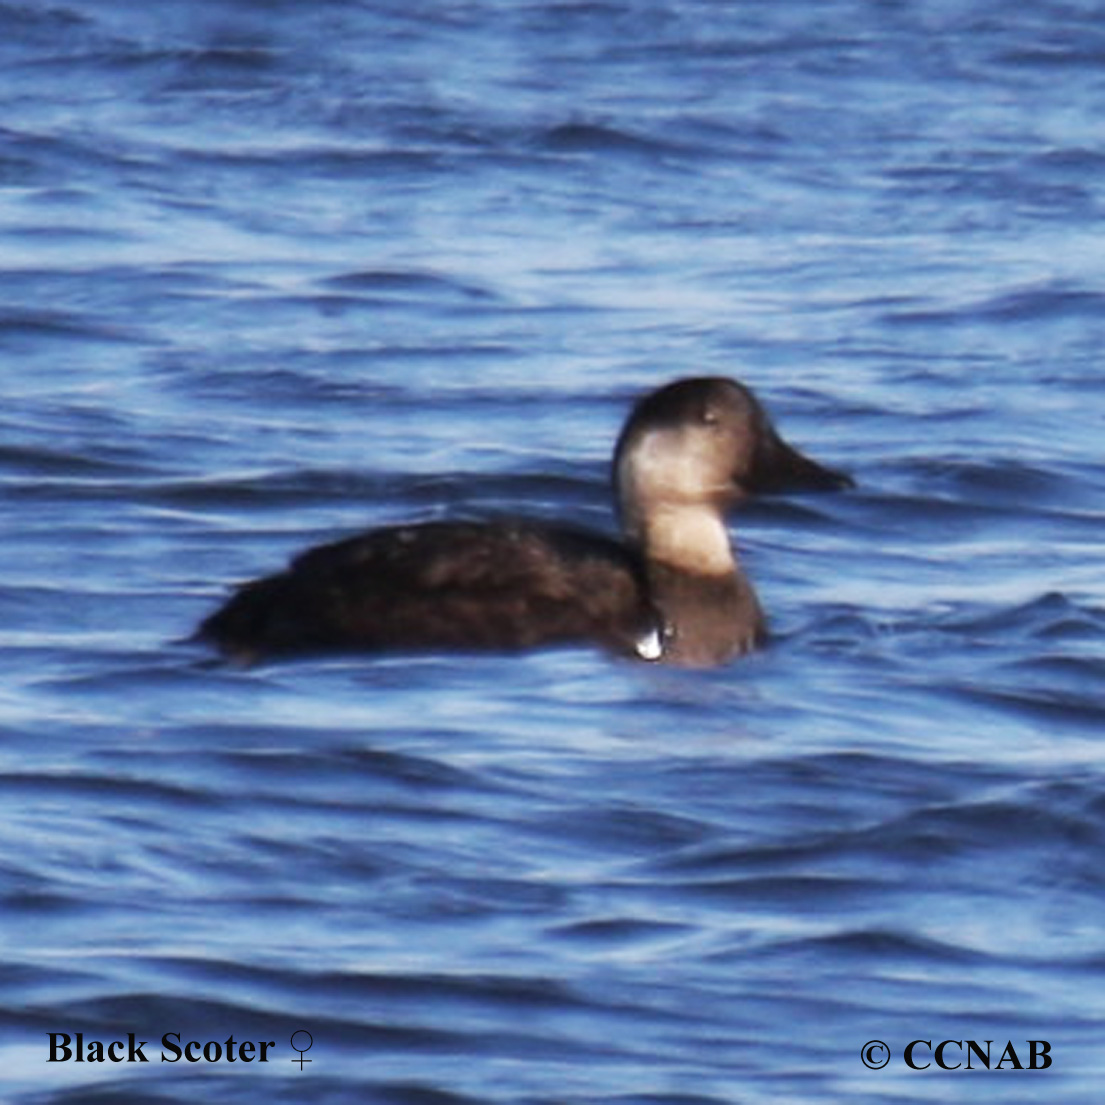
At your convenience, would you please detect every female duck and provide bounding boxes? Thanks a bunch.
[198,377,851,667]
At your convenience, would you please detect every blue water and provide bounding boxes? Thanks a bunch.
[3,0,1105,1101]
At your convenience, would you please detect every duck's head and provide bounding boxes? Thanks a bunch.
[613,376,852,543]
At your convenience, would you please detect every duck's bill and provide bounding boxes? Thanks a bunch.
[744,428,854,494]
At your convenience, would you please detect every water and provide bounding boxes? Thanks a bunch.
[3,0,1105,1101]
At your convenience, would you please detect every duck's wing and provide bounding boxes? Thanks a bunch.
[199,520,652,661]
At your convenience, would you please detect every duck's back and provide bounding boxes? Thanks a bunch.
[199,520,654,662]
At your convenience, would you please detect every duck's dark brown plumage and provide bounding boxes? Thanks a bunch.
[203,520,653,662]
[198,376,852,667]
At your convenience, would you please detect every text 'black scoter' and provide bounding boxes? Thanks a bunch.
[198,377,852,667]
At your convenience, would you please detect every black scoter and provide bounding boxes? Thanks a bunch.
[197,377,852,667]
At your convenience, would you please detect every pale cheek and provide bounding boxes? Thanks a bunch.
[625,431,737,503]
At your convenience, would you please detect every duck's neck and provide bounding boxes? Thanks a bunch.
[626,505,764,667]
[632,504,737,578]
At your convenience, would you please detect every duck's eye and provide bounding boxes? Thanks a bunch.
[701,406,721,426]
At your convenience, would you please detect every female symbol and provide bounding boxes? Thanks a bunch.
[290,1029,313,1069]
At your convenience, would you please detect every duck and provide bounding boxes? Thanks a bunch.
[197,376,852,667]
